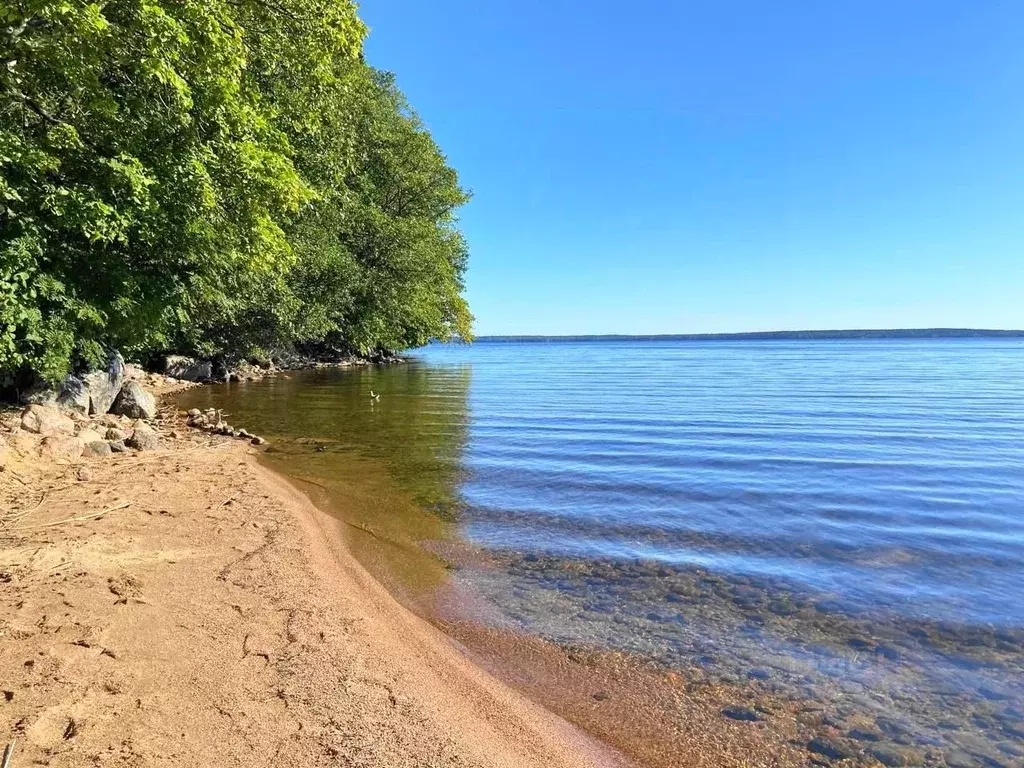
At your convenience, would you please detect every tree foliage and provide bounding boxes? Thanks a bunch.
[0,0,471,385]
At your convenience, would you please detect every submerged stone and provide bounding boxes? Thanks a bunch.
[721,705,761,722]
[808,736,853,760]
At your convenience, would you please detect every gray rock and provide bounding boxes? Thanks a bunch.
[126,424,159,451]
[163,355,213,382]
[81,351,125,414]
[111,381,157,420]
[18,382,58,406]
[83,441,113,458]
[868,745,925,766]
[944,750,980,768]
[21,405,75,436]
[56,376,91,414]
[105,427,129,441]
[722,706,761,722]
[108,440,128,453]
[808,736,853,761]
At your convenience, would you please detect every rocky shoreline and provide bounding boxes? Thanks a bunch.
[1,349,403,473]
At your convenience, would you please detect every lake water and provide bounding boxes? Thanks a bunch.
[177,339,1024,766]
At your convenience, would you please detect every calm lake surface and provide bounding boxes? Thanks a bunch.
[178,339,1024,766]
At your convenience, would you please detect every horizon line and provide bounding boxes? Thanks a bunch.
[468,328,1024,342]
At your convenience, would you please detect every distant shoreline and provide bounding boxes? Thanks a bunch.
[473,328,1024,343]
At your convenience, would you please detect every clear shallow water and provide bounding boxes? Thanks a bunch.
[427,339,1024,627]
[178,339,1024,765]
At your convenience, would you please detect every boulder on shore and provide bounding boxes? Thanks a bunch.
[126,422,159,451]
[56,376,91,414]
[18,383,58,407]
[83,440,113,458]
[111,381,157,420]
[40,435,84,462]
[82,351,125,414]
[21,404,76,436]
[75,428,106,445]
[163,355,213,382]
[18,352,125,416]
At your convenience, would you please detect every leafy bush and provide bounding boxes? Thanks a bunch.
[1,0,470,385]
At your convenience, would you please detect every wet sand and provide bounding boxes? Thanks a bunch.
[268,446,818,766]
[0,422,627,767]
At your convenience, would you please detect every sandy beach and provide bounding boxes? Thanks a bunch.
[0,415,628,767]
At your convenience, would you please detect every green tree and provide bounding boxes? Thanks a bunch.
[1,0,471,387]
[289,67,473,355]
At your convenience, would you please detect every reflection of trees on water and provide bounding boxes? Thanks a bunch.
[330,363,473,518]
[175,361,473,519]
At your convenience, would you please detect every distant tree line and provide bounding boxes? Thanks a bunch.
[477,329,1024,343]
[1,0,472,386]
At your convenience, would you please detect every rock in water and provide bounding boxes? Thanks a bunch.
[82,351,125,414]
[163,355,213,382]
[808,736,853,761]
[20,405,76,436]
[111,381,157,420]
[126,424,159,451]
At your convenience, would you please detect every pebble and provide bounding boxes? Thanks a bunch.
[997,741,1024,758]
[979,686,1012,701]
[943,750,979,768]
[875,644,902,661]
[867,745,925,766]
[808,736,852,760]
[848,727,882,742]
[721,705,761,722]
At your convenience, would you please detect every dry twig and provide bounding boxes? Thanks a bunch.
[12,501,132,531]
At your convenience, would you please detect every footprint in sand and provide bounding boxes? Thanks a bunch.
[107,573,143,605]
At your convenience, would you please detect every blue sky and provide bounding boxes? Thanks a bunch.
[361,1,1024,335]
